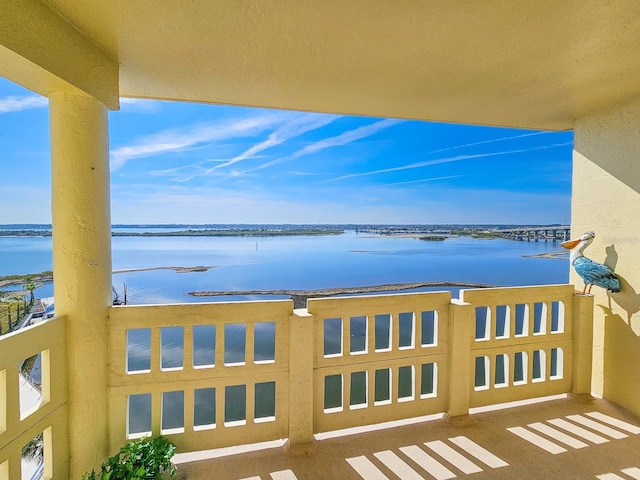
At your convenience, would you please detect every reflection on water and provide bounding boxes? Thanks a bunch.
[0,232,569,306]
[224,324,246,364]
[161,327,184,370]
[4,232,570,437]
[193,326,216,367]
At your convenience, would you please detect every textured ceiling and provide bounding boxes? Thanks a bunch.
[42,0,640,130]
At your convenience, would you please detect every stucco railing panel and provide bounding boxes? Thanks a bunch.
[460,285,575,408]
[0,317,69,479]
[108,301,292,453]
[308,292,450,433]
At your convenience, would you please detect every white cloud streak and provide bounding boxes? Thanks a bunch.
[207,114,339,171]
[119,98,162,113]
[377,174,465,187]
[426,131,552,156]
[0,95,48,113]
[109,112,292,171]
[237,118,402,175]
[327,141,573,182]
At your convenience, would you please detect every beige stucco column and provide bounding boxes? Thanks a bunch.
[49,92,112,476]
[572,94,640,416]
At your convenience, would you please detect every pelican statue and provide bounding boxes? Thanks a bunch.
[561,231,620,294]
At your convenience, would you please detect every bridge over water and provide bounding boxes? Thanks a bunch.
[492,226,571,242]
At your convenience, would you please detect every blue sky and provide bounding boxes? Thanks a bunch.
[0,76,573,225]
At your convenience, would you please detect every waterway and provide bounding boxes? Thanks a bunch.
[0,231,568,303]
[2,230,569,437]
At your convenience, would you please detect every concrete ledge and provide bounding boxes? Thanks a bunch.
[443,413,477,426]
[284,439,317,456]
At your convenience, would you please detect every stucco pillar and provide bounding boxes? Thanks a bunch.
[572,293,594,395]
[286,309,316,453]
[573,94,640,415]
[49,92,112,476]
[447,299,472,419]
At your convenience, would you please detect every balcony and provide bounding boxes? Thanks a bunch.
[6,283,637,479]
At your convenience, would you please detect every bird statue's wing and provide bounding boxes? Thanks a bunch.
[574,257,621,293]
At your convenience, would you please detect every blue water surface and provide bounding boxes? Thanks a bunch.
[0,231,568,304]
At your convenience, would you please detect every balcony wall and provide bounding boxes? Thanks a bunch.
[0,285,594,478]
[573,93,640,416]
[0,317,68,479]
[107,285,592,457]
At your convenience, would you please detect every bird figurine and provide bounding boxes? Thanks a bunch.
[561,231,620,294]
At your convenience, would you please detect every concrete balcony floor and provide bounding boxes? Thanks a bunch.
[175,396,640,479]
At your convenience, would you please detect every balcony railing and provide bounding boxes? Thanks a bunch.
[0,316,68,479]
[0,285,593,478]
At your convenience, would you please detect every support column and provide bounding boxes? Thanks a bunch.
[286,309,316,453]
[573,94,640,415]
[572,293,594,395]
[447,299,473,420]
[49,92,112,476]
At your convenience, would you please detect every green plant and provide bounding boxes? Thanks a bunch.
[83,436,177,480]
[23,280,44,305]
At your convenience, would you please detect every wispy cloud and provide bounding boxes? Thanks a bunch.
[0,95,47,113]
[209,114,339,170]
[327,142,573,182]
[237,118,402,175]
[426,131,552,156]
[109,112,292,170]
[284,171,320,176]
[378,174,466,187]
[119,98,162,113]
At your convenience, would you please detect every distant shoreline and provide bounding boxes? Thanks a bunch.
[0,228,343,238]
[0,266,218,288]
[189,281,496,308]
[522,251,568,260]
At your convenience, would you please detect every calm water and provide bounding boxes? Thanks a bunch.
[0,231,568,302]
[4,231,569,434]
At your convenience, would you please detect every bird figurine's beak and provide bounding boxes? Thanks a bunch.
[560,238,581,250]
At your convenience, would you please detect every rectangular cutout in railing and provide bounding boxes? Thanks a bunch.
[224,324,246,366]
[324,374,343,413]
[324,318,343,358]
[194,388,216,430]
[254,322,276,364]
[474,356,489,391]
[421,311,438,347]
[515,304,529,337]
[495,305,510,339]
[494,354,509,388]
[533,303,547,335]
[551,301,565,333]
[127,328,151,373]
[374,314,392,352]
[161,327,184,371]
[127,393,152,439]
[398,366,415,402]
[350,371,367,409]
[21,428,48,480]
[532,350,546,383]
[475,307,491,341]
[514,352,528,386]
[161,390,185,434]
[350,316,367,355]
[193,325,216,368]
[550,348,564,380]
[19,351,47,420]
[398,312,415,350]
[420,363,437,398]
[0,461,7,480]
[374,368,391,406]
[255,381,276,423]
[225,385,246,426]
